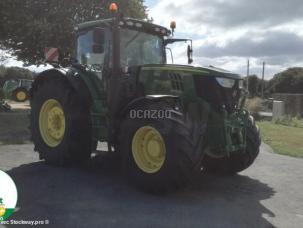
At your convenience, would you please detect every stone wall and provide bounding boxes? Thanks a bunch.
[272,93,303,117]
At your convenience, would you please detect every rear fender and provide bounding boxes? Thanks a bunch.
[30,68,107,141]
[30,68,93,106]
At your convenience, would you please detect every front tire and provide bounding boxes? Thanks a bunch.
[119,103,197,194]
[30,78,92,165]
[202,115,261,175]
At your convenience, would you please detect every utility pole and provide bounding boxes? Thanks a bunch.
[261,61,265,99]
[246,59,250,91]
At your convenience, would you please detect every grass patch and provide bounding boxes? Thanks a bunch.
[257,121,303,158]
[273,115,303,128]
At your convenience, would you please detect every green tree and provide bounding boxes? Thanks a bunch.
[246,75,259,97]
[267,68,303,94]
[0,0,147,65]
[0,66,35,87]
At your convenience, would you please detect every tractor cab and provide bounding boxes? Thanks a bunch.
[74,13,194,122]
[75,17,192,77]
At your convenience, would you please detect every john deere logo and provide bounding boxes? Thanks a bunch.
[0,170,17,221]
[0,199,5,217]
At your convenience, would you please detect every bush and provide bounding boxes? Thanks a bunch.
[245,97,262,119]
[273,115,303,128]
[0,66,35,87]
[295,113,302,120]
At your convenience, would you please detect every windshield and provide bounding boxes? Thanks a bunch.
[120,29,165,68]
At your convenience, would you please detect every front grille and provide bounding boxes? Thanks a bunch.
[169,73,184,91]
[194,75,238,113]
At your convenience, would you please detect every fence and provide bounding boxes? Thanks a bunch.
[272,93,303,117]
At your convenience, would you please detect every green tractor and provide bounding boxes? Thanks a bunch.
[30,4,261,193]
[3,79,33,102]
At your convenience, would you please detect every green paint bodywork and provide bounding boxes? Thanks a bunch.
[2,81,18,98]
[206,108,249,155]
[0,208,15,221]
[139,64,247,155]
[68,68,108,141]
[70,63,247,156]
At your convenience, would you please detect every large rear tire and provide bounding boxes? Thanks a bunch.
[202,116,261,175]
[118,102,198,194]
[30,78,92,165]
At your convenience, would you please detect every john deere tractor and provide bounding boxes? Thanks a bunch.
[30,3,261,193]
[3,79,33,102]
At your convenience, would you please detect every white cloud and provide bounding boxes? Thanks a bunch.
[3,0,303,78]
[149,0,303,78]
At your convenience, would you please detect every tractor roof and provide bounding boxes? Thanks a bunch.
[76,18,171,36]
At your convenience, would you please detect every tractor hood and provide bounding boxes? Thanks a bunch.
[139,64,242,80]
[138,64,243,113]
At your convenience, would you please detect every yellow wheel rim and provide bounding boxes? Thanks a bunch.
[0,206,6,217]
[16,91,26,101]
[132,126,166,174]
[39,99,66,147]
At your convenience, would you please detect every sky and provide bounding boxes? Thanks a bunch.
[2,0,303,79]
[146,0,303,79]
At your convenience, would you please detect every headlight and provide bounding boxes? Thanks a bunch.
[215,77,235,88]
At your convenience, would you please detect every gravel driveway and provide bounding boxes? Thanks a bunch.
[0,143,302,228]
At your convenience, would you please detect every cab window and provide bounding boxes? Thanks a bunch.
[76,29,107,72]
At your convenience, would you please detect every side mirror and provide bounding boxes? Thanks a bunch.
[187,45,193,64]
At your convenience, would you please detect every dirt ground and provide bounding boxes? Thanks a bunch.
[0,143,302,228]
[0,101,30,145]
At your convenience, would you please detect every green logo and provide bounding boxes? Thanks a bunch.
[0,198,6,217]
[0,170,18,221]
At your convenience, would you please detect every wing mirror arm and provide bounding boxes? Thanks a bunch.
[166,48,174,64]
[164,38,193,64]
[187,40,193,64]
